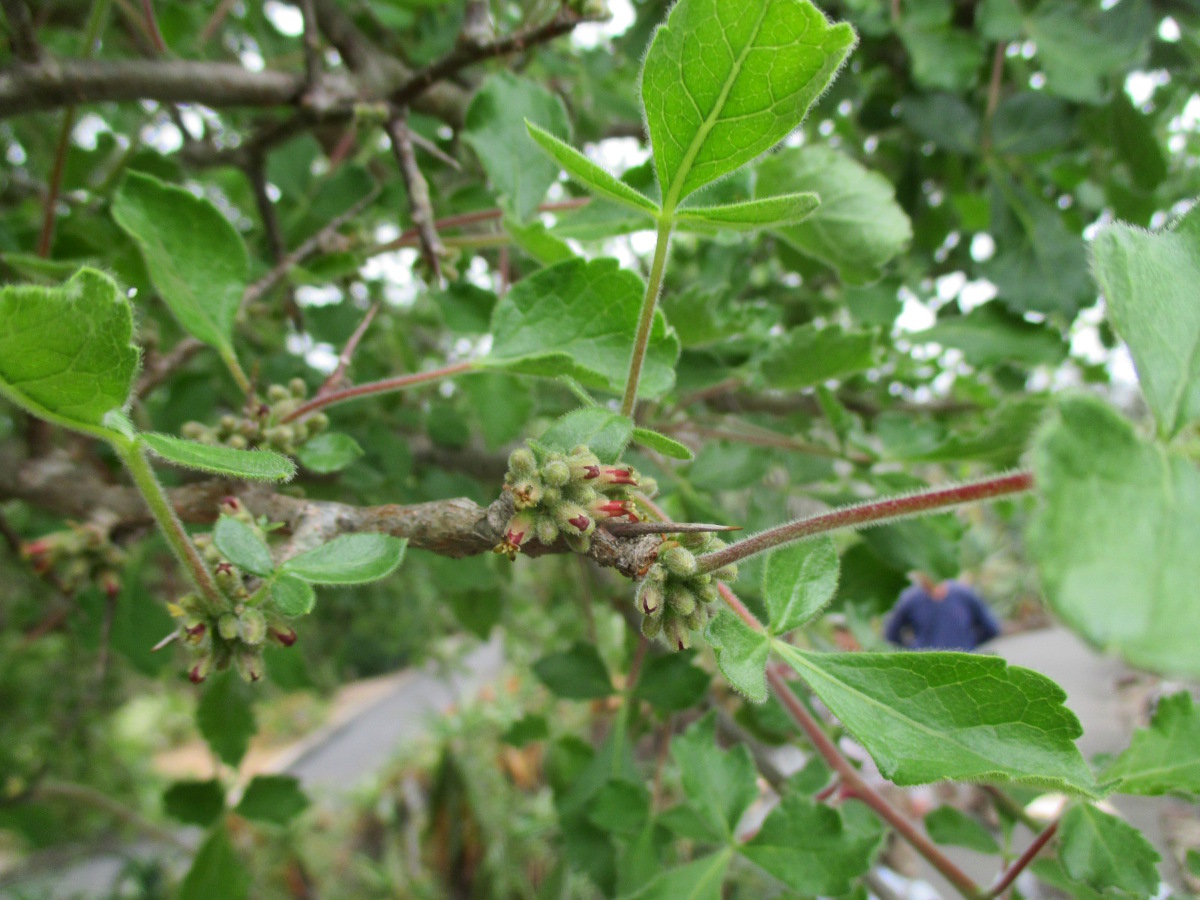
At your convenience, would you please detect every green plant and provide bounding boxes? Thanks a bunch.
[2,0,1198,896]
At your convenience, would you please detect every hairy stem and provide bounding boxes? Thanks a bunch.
[714,581,983,899]
[281,360,476,423]
[115,441,222,606]
[697,470,1034,572]
[620,217,674,418]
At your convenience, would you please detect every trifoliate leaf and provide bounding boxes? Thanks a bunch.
[1030,395,1200,678]
[671,713,759,838]
[642,0,855,208]
[140,433,295,482]
[0,268,139,438]
[280,534,406,585]
[774,646,1097,794]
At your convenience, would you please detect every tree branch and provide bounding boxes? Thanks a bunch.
[385,110,445,281]
[2,0,42,63]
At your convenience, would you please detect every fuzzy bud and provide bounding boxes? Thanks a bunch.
[288,378,308,398]
[555,502,594,536]
[219,496,242,516]
[494,510,536,560]
[181,422,207,440]
[566,448,602,480]
[684,607,708,631]
[542,459,571,487]
[667,584,696,616]
[534,516,560,545]
[267,384,291,403]
[696,583,719,605]
[598,466,638,487]
[510,479,543,510]
[590,497,639,522]
[237,609,268,645]
[638,580,665,615]
[189,656,212,684]
[507,448,538,480]
[660,546,697,578]
[666,618,690,652]
[641,615,663,639]
[218,613,240,641]
[235,647,264,683]
[712,562,739,582]
[271,627,298,647]
[308,412,330,433]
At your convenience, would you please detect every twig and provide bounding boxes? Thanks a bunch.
[298,0,321,87]
[36,109,75,257]
[385,110,445,282]
[138,0,166,53]
[985,820,1059,898]
[981,42,1007,155]
[197,0,237,45]
[407,128,462,171]
[242,185,379,306]
[27,781,191,851]
[1,0,42,63]
[318,303,379,394]
[696,471,1035,573]
[390,8,586,107]
[372,198,590,253]
[683,423,871,465]
[281,360,475,422]
[601,521,741,537]
[248,156,304,326]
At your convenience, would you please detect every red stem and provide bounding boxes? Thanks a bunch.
[986,820,1059,898]
[373,198,591,252]
[37,109,76,257]
[281,360,475,423]
[698,471,1034,573]
[715,581,983,899]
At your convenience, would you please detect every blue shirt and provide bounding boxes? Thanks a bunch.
[885,582,1000,651]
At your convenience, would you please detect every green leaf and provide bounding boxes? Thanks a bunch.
[1028,0,1150,105]
[632,652,712,712]
[487,257,680,399]
[112,171,247,357]
[533,642,614,700]
[179,825,250,900]
[586,778,650,836]
[641,0,855,208]
[463,73,573,221]
[898,22,984,93]
[774,646,1097,794]
[163,779,226,827]
[525,122,659,215]
[0,268,139,437]
[1091,204,1200,438]
[280,534,406,585]
[503,215,576,265]
[1104,693,1200,796]
[671,713,759,837]
[234,774,309,826]
[270,574,315,617]
[213,516,274,577]
[196,671,256,768]
[924,806,999,853]
[1058,803,1161,897]
[1030,395,1200,678]
[705,611,769,703]
[763,536,838,635]
[759,324,876,388]
[740,795,881,894]
[757,146,911,284]
[629,849,731,900]
[140,433,295,481]
[536,407,633,464]
[913,305,1067,369]
[294,432,364,473]
[631,426,694,460]
[674,193,819,232]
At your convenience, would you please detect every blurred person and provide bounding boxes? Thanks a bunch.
[885,571,1001,651]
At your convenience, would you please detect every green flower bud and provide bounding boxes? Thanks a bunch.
[542,459,570,487]
[666,618,690,651]
[555,502,593,535]
[227,434,249,449]
[645,563,667,583]
[684,607,708,631]
[697,583,719,605]
[641,615,663,639]
[507,448,538,480]
[181,422,207,440]
[308,412,330,433]
[565,533,591,554]
[288,378,308,398]
[637,580,664,615]
[234,646,264,683]
[237,608,268,645]
[660,546,697,578]
[667,583,696,616]
[565,480,598,505]
[267,384,291,402]
[534,516,560,545]
[218,414,239,434]
[218,613,240,641]
[712,562,739,582]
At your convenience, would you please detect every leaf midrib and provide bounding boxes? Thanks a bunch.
[661,1,772,214]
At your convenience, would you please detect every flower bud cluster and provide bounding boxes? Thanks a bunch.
[181,378,329,456]
[494,445,652,559]
[636,532,738,650]
[21,517,126,599]
[169,497,297,685]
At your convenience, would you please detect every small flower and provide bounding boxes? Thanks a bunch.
[494,511,535,560]
[597,467,637,487]
[271,627,298,647]
[510,479,543,510]
[189,656,212,684]
[590,497,640,522]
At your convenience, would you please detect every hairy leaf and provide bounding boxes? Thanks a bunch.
[112,171,247,357]
[271,575,316,617]
[1091,203,1200,438]
[0,269,138,437]
[488,258,679,398]
[1104,692,1200,796]
[641,0,855,208]
[140,433,295,481]
[1031,395,1200,678]
[280,534,406,585]
[1058,803,1161,897]
[705,611,769,703]
[671,713,758,837]
[631,426,694,460]
[213,516,274,577]
[763,536,838,635]
[759,323,876,388]
[775,646,1097,793]
[536,407,633,464]
[525,122,659,215]
[294,433,364,473]
[674,193,819,232]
